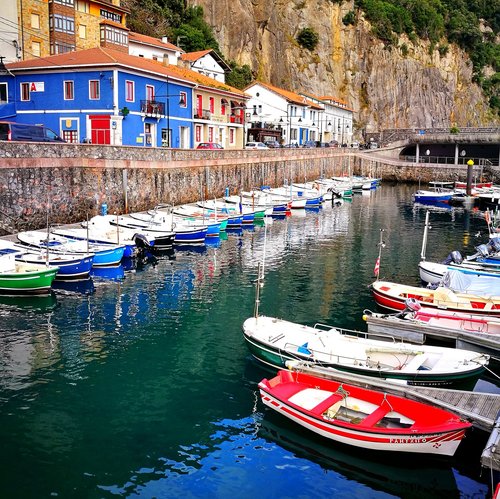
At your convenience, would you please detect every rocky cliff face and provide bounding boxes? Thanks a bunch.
[188,0,496,135]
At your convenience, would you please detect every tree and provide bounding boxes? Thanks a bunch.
[297,28,319,51]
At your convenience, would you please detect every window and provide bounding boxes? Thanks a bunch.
[125,80,134,102]
[146,85,154,101]
[179,91,187,108]
[64,81,74,100]
[31,14,40,29]
[100,9,122,23]
[79,24,87,39]
[63,130,78,143]
[221,101,226,115]
[32,42,41,57]
[229,128,235,144]
[195,125,201,142]
[89,80,100,100]
[21,82,30,101]
[0,83,7,103]
[209,97,214,114]
[76,0,89,13]
[50,42,75,55]
[50,14,75,34]
[54,0,74,5]
[208,127,213,142]
[100,25,128,46]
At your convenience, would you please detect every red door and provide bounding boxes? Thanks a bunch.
[90,115,111,145]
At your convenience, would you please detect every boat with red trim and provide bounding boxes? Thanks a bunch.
[258,369,472,456]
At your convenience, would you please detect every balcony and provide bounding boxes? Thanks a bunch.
[194,109,211,120]
[140,100,165,116]
[229,115,243,124]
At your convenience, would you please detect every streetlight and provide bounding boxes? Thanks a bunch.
[338,119,349,145]
[154,93,187,147]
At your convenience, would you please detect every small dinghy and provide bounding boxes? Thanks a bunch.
[258,369,471,456]
[242,315,488,387]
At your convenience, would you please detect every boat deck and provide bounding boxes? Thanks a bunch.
[287,361,500,471]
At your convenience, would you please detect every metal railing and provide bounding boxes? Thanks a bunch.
[404,156,498,167]
[140,100,165,116]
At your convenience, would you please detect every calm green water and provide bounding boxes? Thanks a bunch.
[0,184,497,498]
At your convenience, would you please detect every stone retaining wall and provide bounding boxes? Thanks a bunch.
[0,143,491,234]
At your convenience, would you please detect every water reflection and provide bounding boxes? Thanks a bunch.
[0,184,495,498]
[258,411,460,498]
[0,293,57,312]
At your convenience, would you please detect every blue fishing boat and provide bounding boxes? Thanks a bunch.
[0,239,93,280]
[108,213,207,246]
[17,230,125,267]
[413,189,453,204]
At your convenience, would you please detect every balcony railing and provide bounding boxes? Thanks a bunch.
[140,100,165,116]
[229,115,243,124]
[194,109,211,120]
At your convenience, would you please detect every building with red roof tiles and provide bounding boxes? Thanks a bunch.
[128,33,184,65]
[180,50,231,83]
[0,47,249,149]
[242,81,353,146]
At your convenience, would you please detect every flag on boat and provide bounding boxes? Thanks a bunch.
[374,257,380,277]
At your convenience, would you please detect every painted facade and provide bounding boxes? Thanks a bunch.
[0,47,248,149]
[243,81,354,146]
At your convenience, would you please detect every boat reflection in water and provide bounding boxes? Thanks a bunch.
[52,278,95,295]
[91,264,126,281]
[259,411,459,497]
[0,292,58,312]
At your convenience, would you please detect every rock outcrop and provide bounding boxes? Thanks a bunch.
[188,0,496,133]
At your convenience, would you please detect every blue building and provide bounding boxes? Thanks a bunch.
[0,47,248,148]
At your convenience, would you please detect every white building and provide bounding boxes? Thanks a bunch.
[244,81,324,146]
[128,32,183,65]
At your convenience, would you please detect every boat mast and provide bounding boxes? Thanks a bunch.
[253,222,268,318]
[421,210,430,261]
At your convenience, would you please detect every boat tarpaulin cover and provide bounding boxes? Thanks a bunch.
[439,270,500,298]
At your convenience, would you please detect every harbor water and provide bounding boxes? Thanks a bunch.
[0,183,498,498]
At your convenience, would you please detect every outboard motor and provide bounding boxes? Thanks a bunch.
[476,244,490,258]
[441,250,463,265]
[404,298,422,313]
[133,233,152,251]
[488,239,500,253]
[467,243,491,261]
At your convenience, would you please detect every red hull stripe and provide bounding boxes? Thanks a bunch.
[279,403,464,444]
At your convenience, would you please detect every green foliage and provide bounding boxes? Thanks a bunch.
[354,0,499,114]
[172,6,221,54]
[342,10,356,26]
[296,28,320,51]
[438,44,449,56]
[400,43,409,57]
[225,62,254,90]
[450,126,460,133]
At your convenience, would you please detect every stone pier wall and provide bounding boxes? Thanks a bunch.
[0,142,491,234]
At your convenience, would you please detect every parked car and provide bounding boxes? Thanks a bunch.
[264,141,281,148]
[370,142,379,149]
[196,142,224,149]
[245,142,268,149]
[0,121,65,142]
[328,140,339,148]
[303,140,316,148]
[351,141,360,148]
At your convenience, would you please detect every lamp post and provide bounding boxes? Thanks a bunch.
[154,92,187,147]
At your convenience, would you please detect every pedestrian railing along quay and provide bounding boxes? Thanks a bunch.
[404,156,498,167]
